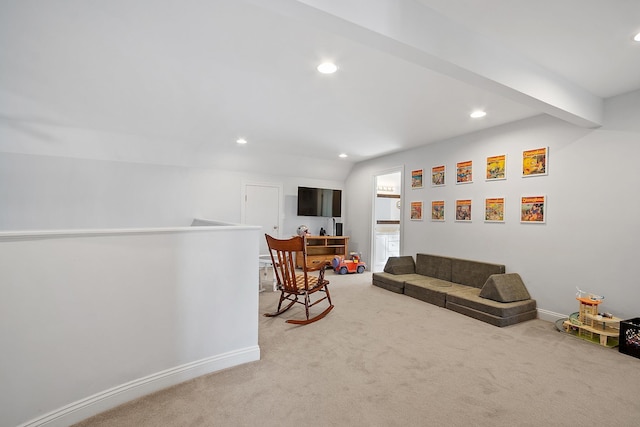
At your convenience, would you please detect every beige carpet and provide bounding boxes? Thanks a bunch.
[75,272,640,427]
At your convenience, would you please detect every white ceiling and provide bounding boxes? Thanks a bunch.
[420,0,640,99]
[1,0,639,179]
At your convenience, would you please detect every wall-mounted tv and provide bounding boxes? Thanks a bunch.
[297,186,342,217]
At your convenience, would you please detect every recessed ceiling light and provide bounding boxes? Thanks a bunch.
[236,138,247,144]
[317,62,338,74]
[470,110,487,118]
[339,153,348,158]
[634,32,640,42]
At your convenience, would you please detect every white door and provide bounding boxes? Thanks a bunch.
[243,183,281,255]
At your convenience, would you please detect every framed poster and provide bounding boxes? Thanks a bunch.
[431,200,445,221]
[486,154,506,181]
[485,197,505,222]
[410,201,423,220]
[431,165,445,186]
[455,199,472,221]
[522,147,548,177]
[456,160,473,184]
[411,169,424,189]
[521,196,546,223]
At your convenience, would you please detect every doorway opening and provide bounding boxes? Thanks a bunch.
[372,169,402,272]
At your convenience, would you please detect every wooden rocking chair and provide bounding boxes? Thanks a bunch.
[264,234,334,325]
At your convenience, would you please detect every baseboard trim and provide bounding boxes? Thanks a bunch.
[537,308,567,323]
[18,346,260,427]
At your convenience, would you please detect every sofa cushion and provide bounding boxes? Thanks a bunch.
[383,256,416,275]
[404,277,469,307]
[450,258,505,289]
[446,300,538,327]
[446,287,537,319]
[415,254,452,281]
[479,273,531,303]
[372,272,424,294]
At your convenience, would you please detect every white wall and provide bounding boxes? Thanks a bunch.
[345,89,640,320]
[375,197,400,221]
[0,225,260,427]
[0,152,344,235]
[0,153,236,230]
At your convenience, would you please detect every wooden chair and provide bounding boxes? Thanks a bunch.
[264,234,334,325]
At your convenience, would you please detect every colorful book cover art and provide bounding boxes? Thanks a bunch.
[431,165,445,186]
[522,147,547,176]
[411,169,423,189]
[486,154,506,180]
[485,197,505,222]
[456,160,473,183]
[431,200,445,221]
[410,201,423,220]
[521,196,545,223]
[455,199,472,221]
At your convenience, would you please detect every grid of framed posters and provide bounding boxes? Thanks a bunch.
[409,146,548,224]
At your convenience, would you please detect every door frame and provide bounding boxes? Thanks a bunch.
[241,180,284,240]
[371,166,404,272]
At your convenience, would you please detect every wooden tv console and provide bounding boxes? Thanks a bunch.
[296,235,349,268]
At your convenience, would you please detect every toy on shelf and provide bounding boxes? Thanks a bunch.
[575,286,604,301]
[562,289,621,347]
[332,253,366,275]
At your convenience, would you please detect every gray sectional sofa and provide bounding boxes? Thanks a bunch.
[372,254,537,327]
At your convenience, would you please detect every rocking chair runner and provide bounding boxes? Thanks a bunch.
[264,234,334,325]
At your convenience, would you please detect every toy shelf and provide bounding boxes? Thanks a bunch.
[296,235,349,269]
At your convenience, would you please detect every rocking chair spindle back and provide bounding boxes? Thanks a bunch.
[264,234,334,325]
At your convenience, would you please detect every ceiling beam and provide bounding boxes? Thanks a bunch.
[248,0,603,128]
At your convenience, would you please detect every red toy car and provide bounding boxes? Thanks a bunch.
[332,254,366,274]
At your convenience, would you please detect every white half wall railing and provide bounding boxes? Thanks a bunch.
[0,220,261,427]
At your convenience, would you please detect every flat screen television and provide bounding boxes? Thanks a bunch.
[297,186,342,217]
